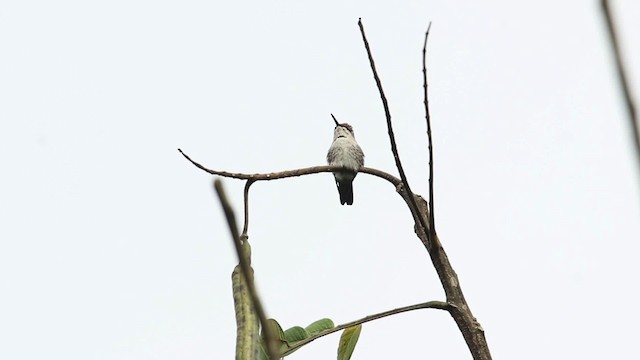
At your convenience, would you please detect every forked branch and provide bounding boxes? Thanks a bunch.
[357,18,433,249]
[357,19,491,359]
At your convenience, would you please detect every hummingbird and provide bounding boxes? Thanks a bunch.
[327,114,365,205]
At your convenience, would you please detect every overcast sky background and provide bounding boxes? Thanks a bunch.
[2,1,640,359]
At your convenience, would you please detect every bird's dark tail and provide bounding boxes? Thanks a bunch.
[338,180,354,205]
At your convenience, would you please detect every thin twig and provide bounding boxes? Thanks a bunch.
[357,18,432,247]
[213,180,279,360]
[281,301,451,357]
[422,22,437,241]
[601,0,640,174]
[241,180,254,237]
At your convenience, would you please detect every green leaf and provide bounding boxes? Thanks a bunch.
[260,319,287,359]
[305,318,335,336]
[284,326,309,342]
[337,325,362,360]
[262,319,286,341]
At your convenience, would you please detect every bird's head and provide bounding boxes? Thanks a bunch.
[331,114,356,141]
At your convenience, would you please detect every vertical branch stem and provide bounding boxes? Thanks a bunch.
[422,22,436,239]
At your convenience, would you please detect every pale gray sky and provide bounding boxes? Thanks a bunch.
[1,1,639,359]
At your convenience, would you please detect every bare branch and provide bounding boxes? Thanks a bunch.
[357,18,433,248]
[213,180,279,360]
[179,149,401,185]
[181,147,402,237]
[601,0,640,174]
[281,301,451,357]
[422,22,437,242]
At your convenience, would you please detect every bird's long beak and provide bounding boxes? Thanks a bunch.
[331,113,340,126]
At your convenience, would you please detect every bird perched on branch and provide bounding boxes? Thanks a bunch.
[327,114,365,205]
